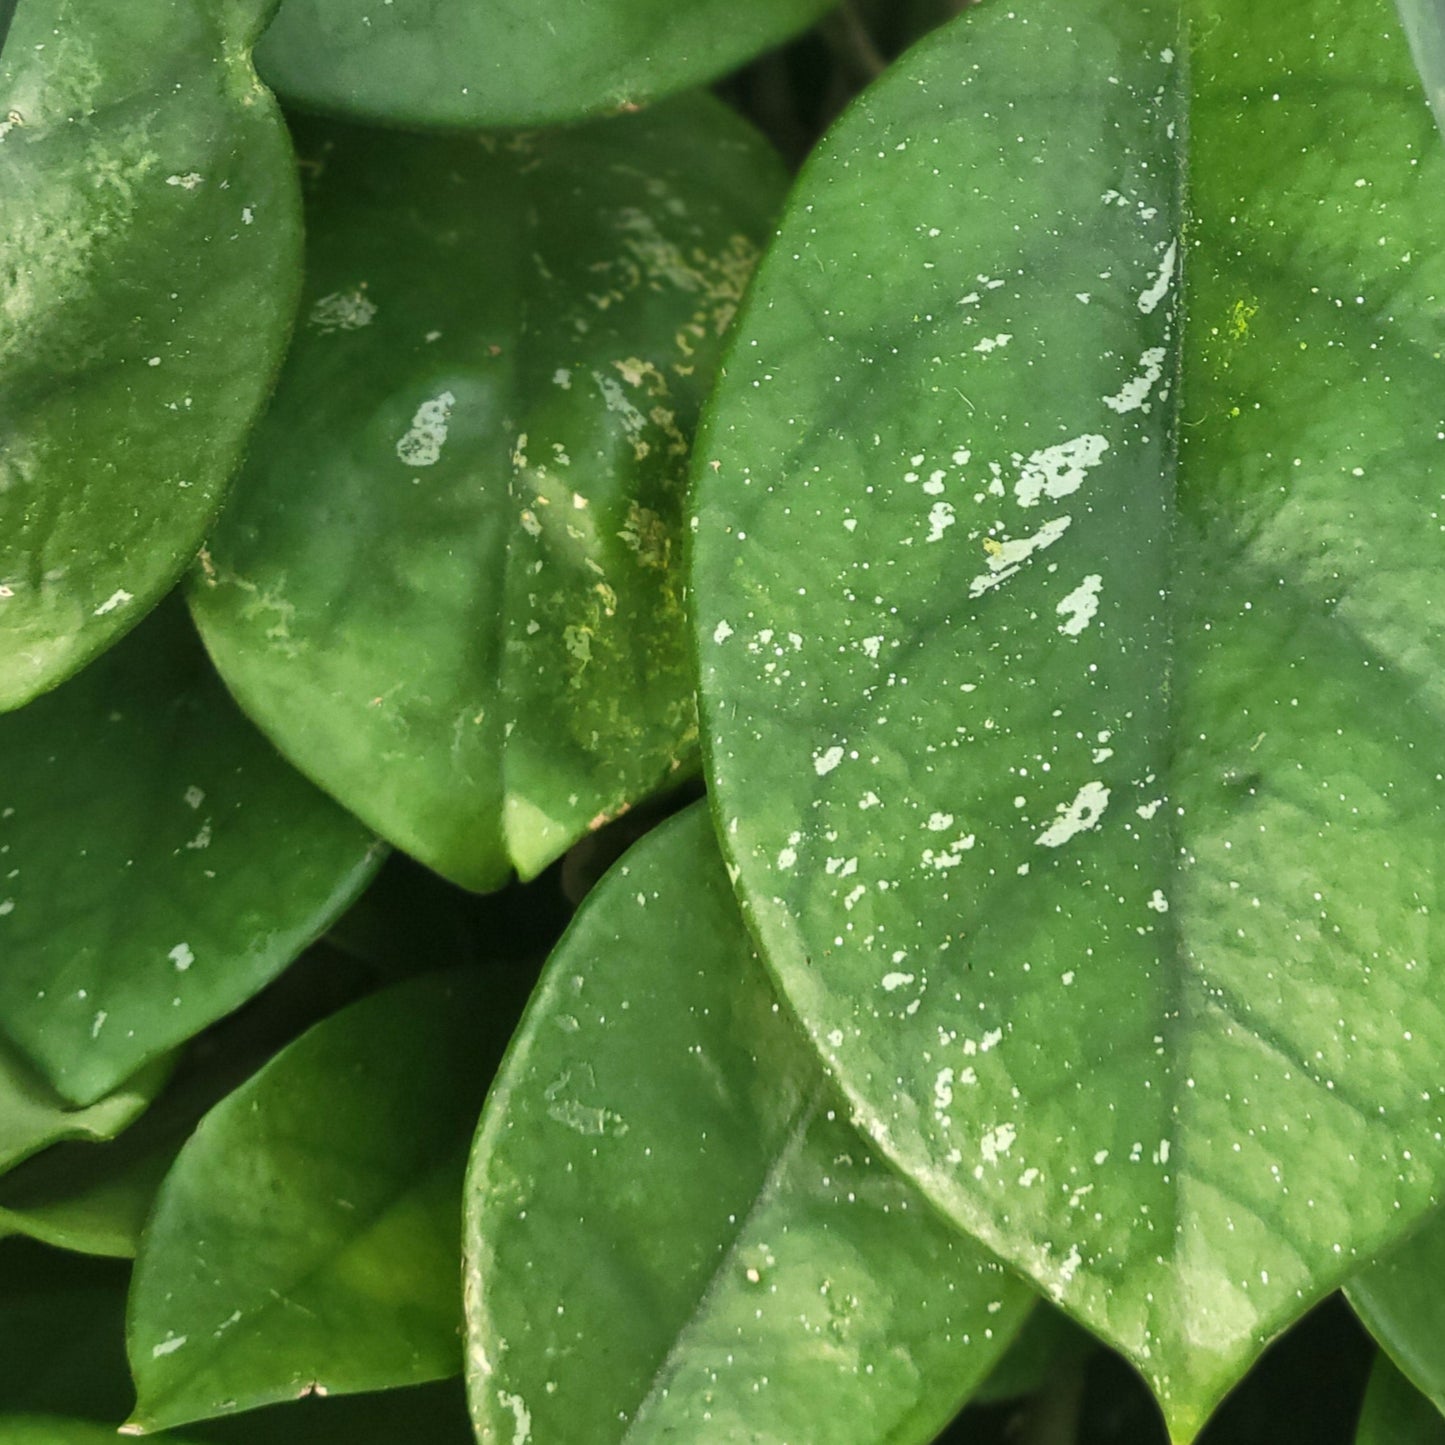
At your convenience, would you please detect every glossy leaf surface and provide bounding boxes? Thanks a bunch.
[691,0,1445,1435]
[0,0,301,707]
[464,804,1034,1444]
[1355,1355,1445,1445]
[0,1043,169,1177]
[0,602,381,1106]
[255,0,835,128]
[0,1143,171,1259]
[127,969,509,1432]
[0,946,345,1258]
[190,100,784,890]
[1347,1213,1445,1415]
[0,1241,477,1445]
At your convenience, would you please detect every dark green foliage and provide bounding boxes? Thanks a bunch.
[2,4,1444,1443]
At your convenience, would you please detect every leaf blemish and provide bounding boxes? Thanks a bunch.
[1056,574,1103,635]
[1035,781,1111,848]
[395,390,455,467]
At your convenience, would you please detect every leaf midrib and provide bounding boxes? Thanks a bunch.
[130,1144,465,1430]
[621,1088,823,1441]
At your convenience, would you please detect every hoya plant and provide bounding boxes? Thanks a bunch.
[3,0,1445,1441]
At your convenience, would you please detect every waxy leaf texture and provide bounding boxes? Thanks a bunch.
[0,603,380,1105]
[692,0,1445,1434]
[190,99,785,889]
[464,805,1035,1444]
[127,970,506,1432]
[0,0,301,706]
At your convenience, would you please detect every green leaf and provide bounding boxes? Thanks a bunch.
[0,1148,166,1259]
[0,944,350,1257]
[126,967,517,1433]
[464,803,1034,1444]
[0,600,381,1107]
[0,0,302,708]
[0,1240,475,1444]
[0,1040,171,1177]
[1355,1355,1445,1445]
[1398,0,1445,137]
[188,98,786,890]
[690,1,1445,1437]
[1348,1213,1445,1415]
[254,0,836,129]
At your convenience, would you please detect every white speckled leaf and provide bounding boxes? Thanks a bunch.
[189,99,786,890]
[691,0,1445,1437]
[464,804,1036,1445]
[0,0,301,707]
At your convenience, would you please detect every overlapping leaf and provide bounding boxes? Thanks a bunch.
[0,943,359,1257]
[0,0,302,707]
[0,1240,477,1445]
[691,0,1445,1435]
[1347,1212,1445,1416]
[0,601,380,1106]
[189,99,786,889]
[126,968,515,1432]
[0,1146,165,1258]
[1354,1356,1445,1445]
[0,1042,170,1178]
[464,804,1035,1444]
[254,0,836,128]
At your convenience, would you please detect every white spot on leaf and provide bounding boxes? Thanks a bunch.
[1036,782,1111,848]
[1057,575,1103,635]
[1138,240,1178,315]
[1104,346,1168,414]
[498,1389,532,1445]
[309,290,377,333]
[981,1123,1017,1164]
[1014,435,1110,508]
[93,589,133,616]
[970,516,1072,598]
[395,391,456,467]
